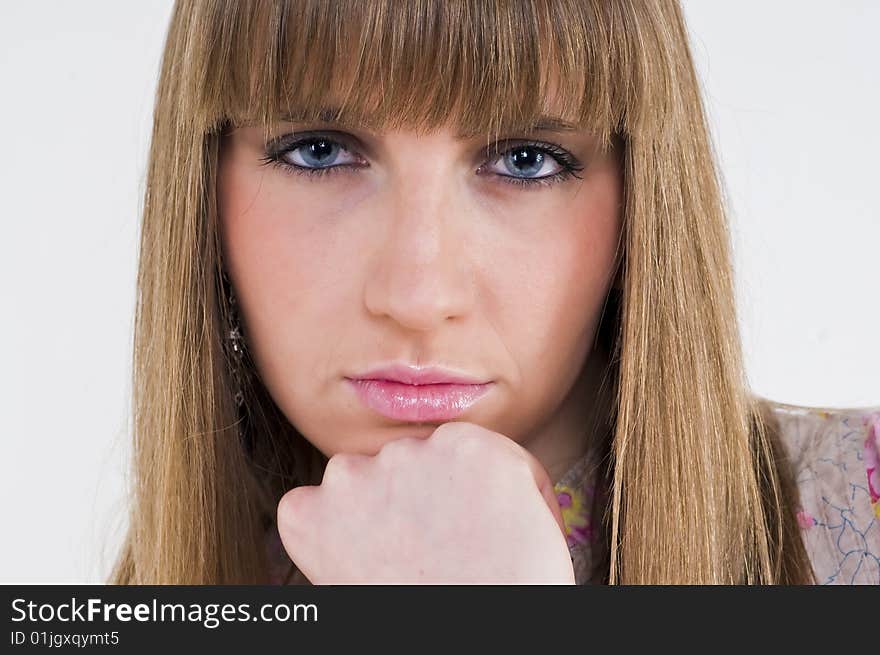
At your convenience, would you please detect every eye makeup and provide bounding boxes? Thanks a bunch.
[259,130,586,190]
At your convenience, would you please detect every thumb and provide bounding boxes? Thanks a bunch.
[519,449,567,538]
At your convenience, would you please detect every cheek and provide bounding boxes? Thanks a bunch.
[221,169,335,296]
[482,166,621,435]
[492,169,621,356]
[218,159,365,397]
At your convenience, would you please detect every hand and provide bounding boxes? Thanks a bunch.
[276,421,575,584]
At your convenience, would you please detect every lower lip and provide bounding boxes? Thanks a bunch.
[346,378,492,422]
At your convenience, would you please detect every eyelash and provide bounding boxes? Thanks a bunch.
[258,133,585,190]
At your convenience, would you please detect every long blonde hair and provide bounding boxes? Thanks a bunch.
[111,0,813,584]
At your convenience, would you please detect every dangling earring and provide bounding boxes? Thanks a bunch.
[221,268,258,458]
[222,270,246,408]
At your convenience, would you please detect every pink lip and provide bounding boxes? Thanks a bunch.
[350,363,489,386]
[346,379,492,422]
[345,364,493,421]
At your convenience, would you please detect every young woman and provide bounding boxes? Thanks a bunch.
[110,0,879,585]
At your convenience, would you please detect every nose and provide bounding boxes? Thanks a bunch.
[363,171,474,332]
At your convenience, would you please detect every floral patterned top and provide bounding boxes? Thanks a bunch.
[266,401,880,585]
[771,402,880,584]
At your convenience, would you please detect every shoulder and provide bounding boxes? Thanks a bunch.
[762,399,880,584]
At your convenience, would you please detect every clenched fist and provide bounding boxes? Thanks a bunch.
[276,421,575,584]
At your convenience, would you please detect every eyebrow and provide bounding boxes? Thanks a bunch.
[277,107,581,137]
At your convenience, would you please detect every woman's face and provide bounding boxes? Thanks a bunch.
[218,109,623,471]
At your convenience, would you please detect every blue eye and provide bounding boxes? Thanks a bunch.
[506,147,546,176]
[280,137,358,169]
[297,139,342,167]
[257,130,365,181]
[260,132,584,189]
[479,141,586,188]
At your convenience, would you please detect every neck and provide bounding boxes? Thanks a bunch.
[524,345,613,484]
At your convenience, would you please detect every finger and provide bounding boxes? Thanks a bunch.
[276,484,320,553]
[517,448,567,537]
[321,451,371,486]
[496,444,565,536]
[438,422,568,537]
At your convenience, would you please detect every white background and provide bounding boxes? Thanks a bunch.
[1,1,877,582]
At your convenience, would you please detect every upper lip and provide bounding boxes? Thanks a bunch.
[347,363,490,386]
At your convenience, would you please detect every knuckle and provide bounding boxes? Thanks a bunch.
[433,420,465,435]
[377,435,419,463]
[277,486,313,533]
[431,421,480,456]
[321,452,358,485]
